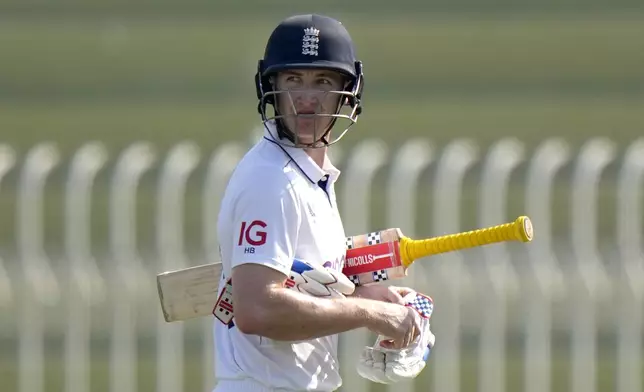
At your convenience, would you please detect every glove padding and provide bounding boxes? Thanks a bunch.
[356,291,435,384]
[287,259,355,298]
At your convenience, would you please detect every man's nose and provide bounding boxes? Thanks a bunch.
[293,92,323,111]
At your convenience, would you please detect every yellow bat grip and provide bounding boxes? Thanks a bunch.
[399,216,533,267]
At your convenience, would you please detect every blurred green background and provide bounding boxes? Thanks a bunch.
[1,1,643,391]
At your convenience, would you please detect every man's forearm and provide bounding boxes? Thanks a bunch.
[240,287,382,341]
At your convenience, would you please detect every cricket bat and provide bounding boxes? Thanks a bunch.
[157,216,533,322]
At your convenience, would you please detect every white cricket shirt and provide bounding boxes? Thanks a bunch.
[213,123,347,392]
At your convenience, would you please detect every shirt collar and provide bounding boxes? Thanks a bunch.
[263,122,341,185]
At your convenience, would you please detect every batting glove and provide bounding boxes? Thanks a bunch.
[287,259,355,298]
[356,291,435,383]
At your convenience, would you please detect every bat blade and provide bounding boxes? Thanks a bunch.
[157,262,223,322]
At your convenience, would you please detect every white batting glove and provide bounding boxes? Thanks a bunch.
[356,291,435,383]
[287,259,355,298]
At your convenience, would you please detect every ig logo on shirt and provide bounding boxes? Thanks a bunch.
[238,220,267,254]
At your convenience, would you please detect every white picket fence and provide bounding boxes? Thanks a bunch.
[0,134,642,392]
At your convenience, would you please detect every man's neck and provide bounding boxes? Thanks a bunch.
[305,147,327,169]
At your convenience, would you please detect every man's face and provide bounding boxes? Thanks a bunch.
[273,69,346,146]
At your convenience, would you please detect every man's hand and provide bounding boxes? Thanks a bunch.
[352,285,422,349]
[365,301,421,350]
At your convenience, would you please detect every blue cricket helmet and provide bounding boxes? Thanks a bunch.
[255,14,364,147]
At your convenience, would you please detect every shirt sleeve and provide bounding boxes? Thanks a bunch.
[228,173,301,277]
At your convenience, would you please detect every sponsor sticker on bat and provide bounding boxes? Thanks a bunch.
[342,242,402,276]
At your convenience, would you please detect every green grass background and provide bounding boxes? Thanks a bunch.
[1,3,643,391]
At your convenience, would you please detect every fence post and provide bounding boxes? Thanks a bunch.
[64,142,109,392]
[615,138,644,392]
[570,138,615,392]
[429,139,478,392]
[17,142,61,392]
[109,142,157,392]
[524,138,570,392]
[477,138,525,392]
[156,142,201,392]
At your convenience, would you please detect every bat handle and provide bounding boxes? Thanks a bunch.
[400,215,533,267]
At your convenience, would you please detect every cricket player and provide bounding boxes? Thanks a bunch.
[213,14,434,392]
